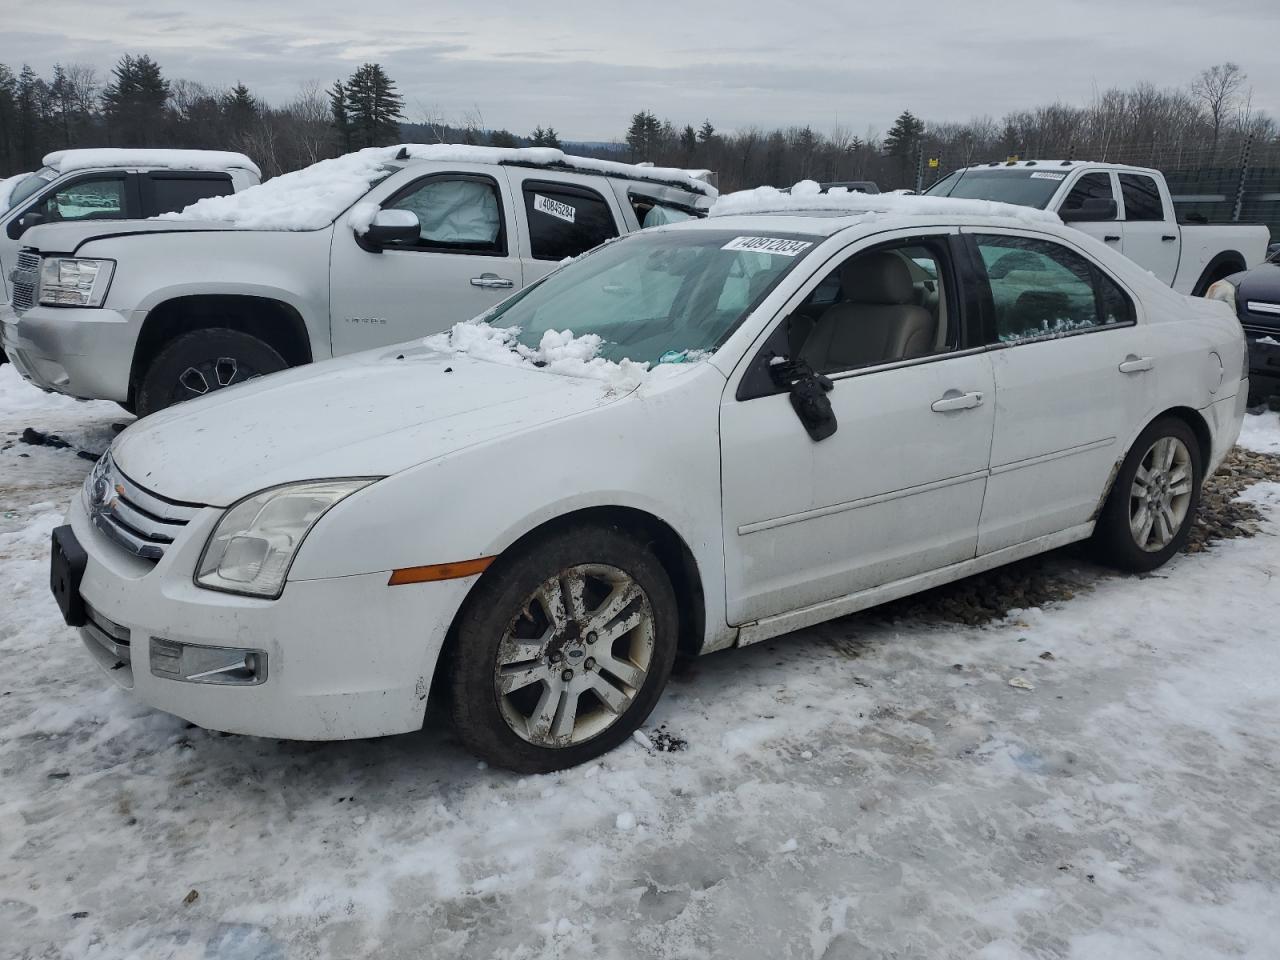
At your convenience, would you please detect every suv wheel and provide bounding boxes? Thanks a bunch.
[1094,417,1202,572]
[136,328,286,418]
[448,523,678,773]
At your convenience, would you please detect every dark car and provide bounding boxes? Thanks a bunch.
[1213,247,1280,402]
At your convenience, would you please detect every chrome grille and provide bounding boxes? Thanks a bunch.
[86,455,203,562]
[11,250,39,312]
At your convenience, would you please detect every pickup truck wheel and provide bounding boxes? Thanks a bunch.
[1093,417,1202,572]
[447,524,678,773]
[136,328,286,418]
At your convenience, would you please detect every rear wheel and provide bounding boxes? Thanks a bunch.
[448,524,678,773]
[135,328,286,418]
[1093,417,1202,571]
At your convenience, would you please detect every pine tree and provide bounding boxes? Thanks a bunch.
[883,110,924,160]
[530,125,546,146]
[101,54,169,147]
[680,124,697,159]
[488,129,518,148]
[0,65,17,172]
[698,119,715,143]
[344,63,403,148]
[625,110,662,160]
[15,65,46,167]
[222,82,258,136]
[327,79,350,151]
[543,127,560,149]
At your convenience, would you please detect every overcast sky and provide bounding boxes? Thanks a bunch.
[2,0,1277,141]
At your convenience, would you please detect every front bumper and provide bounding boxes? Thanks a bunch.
[1,302,137,401]
[66,493,477,740]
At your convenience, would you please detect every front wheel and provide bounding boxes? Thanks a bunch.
[1093,417,1202,572]
[135,328,287,418]
[447,524,678,773]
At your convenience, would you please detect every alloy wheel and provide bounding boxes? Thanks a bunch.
[1129,436,1194,552]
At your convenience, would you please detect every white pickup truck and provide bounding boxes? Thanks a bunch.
[2,145,714,415]
[1,149,260,307]
[925,160,1271,295]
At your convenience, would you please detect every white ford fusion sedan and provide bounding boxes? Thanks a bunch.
[51,195,1248,772]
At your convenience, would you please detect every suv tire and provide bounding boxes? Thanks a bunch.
[136,328,286,418]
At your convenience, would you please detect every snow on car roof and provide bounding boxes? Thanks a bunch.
[43,148,261,177]
[955,159,1160,174]
[0,171,30,211]
[158,143,715,232]
[711,179,1061,224]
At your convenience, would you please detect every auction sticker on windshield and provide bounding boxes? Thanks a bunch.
[721,236,813,256]
[1029,172,1067,181]
[534,194,576,224]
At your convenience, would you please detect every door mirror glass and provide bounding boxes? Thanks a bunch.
[364,209,420,246]
[1060,198,1118,223]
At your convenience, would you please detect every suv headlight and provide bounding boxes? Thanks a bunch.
[1205,278,1237,313]
[195,479,379,599]
[38,257,115,307]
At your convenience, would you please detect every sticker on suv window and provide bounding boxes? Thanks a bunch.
[721,236,813,256]
[1029,172,1067,181]
[533,194,576,224]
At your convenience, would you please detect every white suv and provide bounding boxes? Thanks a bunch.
[3,145,713,415]
[50,190,1247,772]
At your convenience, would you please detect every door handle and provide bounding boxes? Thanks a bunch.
[1118,355,1153,374]
[1161,235,1177,242]
[470,274,513,289]
[1104,235,1121,243]
[931,390,984,412]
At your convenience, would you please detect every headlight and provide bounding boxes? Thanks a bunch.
[38,257,115,307]
[195,479,379,599]
[1205,279,1237,313]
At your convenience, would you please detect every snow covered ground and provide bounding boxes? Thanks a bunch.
[3,364,1280,960]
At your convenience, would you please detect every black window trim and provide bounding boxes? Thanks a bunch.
[6,170,139,240]
[1118,172,1167,223]
[962,231,1138,350]
[139,170,234,217]
[379,171,509,257]
[521,178,620,262]
[736,230,978,401]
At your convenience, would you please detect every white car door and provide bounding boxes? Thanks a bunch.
[964,229,1155,554]
[329,168,523,355]
[1117,171,1180,286]
[721,230,996,626]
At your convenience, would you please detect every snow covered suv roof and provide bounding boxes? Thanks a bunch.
[161,143,715,232]
[43,148,261,177]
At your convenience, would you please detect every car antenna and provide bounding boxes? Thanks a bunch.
[395,147,410,160]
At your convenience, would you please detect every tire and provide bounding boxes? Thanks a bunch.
[1093,417,1203,572]
[447,523,679,773]
[135,328,287,418]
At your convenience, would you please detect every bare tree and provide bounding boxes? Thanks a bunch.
[1192,62,1247,160]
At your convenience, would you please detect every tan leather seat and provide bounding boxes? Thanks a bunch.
[799,252,936,372]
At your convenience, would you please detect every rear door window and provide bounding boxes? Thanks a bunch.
[1119,174,1166,222]
[145,174,234,216]
[523,183,619,261]
[971,234,1134,343]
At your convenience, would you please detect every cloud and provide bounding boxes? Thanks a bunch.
[1,0,1276,140]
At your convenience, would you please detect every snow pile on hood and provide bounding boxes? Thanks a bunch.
[0,171,30,211]
[712,179,1061,224]
[43,148,260,177]
[423,320,650,392]
[159,143,715,232]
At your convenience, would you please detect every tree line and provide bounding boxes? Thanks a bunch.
[1,54,1275,191]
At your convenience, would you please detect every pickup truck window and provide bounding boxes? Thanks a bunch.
[1119,174,1165,222]
[924,169,1063,209]
[385,175,505,254]
[36,176,127,223]
[1062,173,1115,219]
[146,174,234,216]
[523,182,620,261]
[972,234,1134,343]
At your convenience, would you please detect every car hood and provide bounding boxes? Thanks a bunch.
[1237,261,1280,308]
[111,344,631,506]
[22,218,249,255]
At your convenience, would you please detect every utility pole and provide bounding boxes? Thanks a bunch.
[1232,135,1253,223]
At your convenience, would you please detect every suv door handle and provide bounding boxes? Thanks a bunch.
[1161,235,1177,242]
[1104,235,1121,243]
[1118,355,1153,374]
[470,274,513,289]
[931,390,984,412]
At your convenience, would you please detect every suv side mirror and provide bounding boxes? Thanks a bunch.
[363,209,420,247]
[1060,198,1117,223]
[768,356,838,441]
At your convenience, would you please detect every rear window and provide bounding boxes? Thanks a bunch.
[149,175,234,216]
[523,183,619,261]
